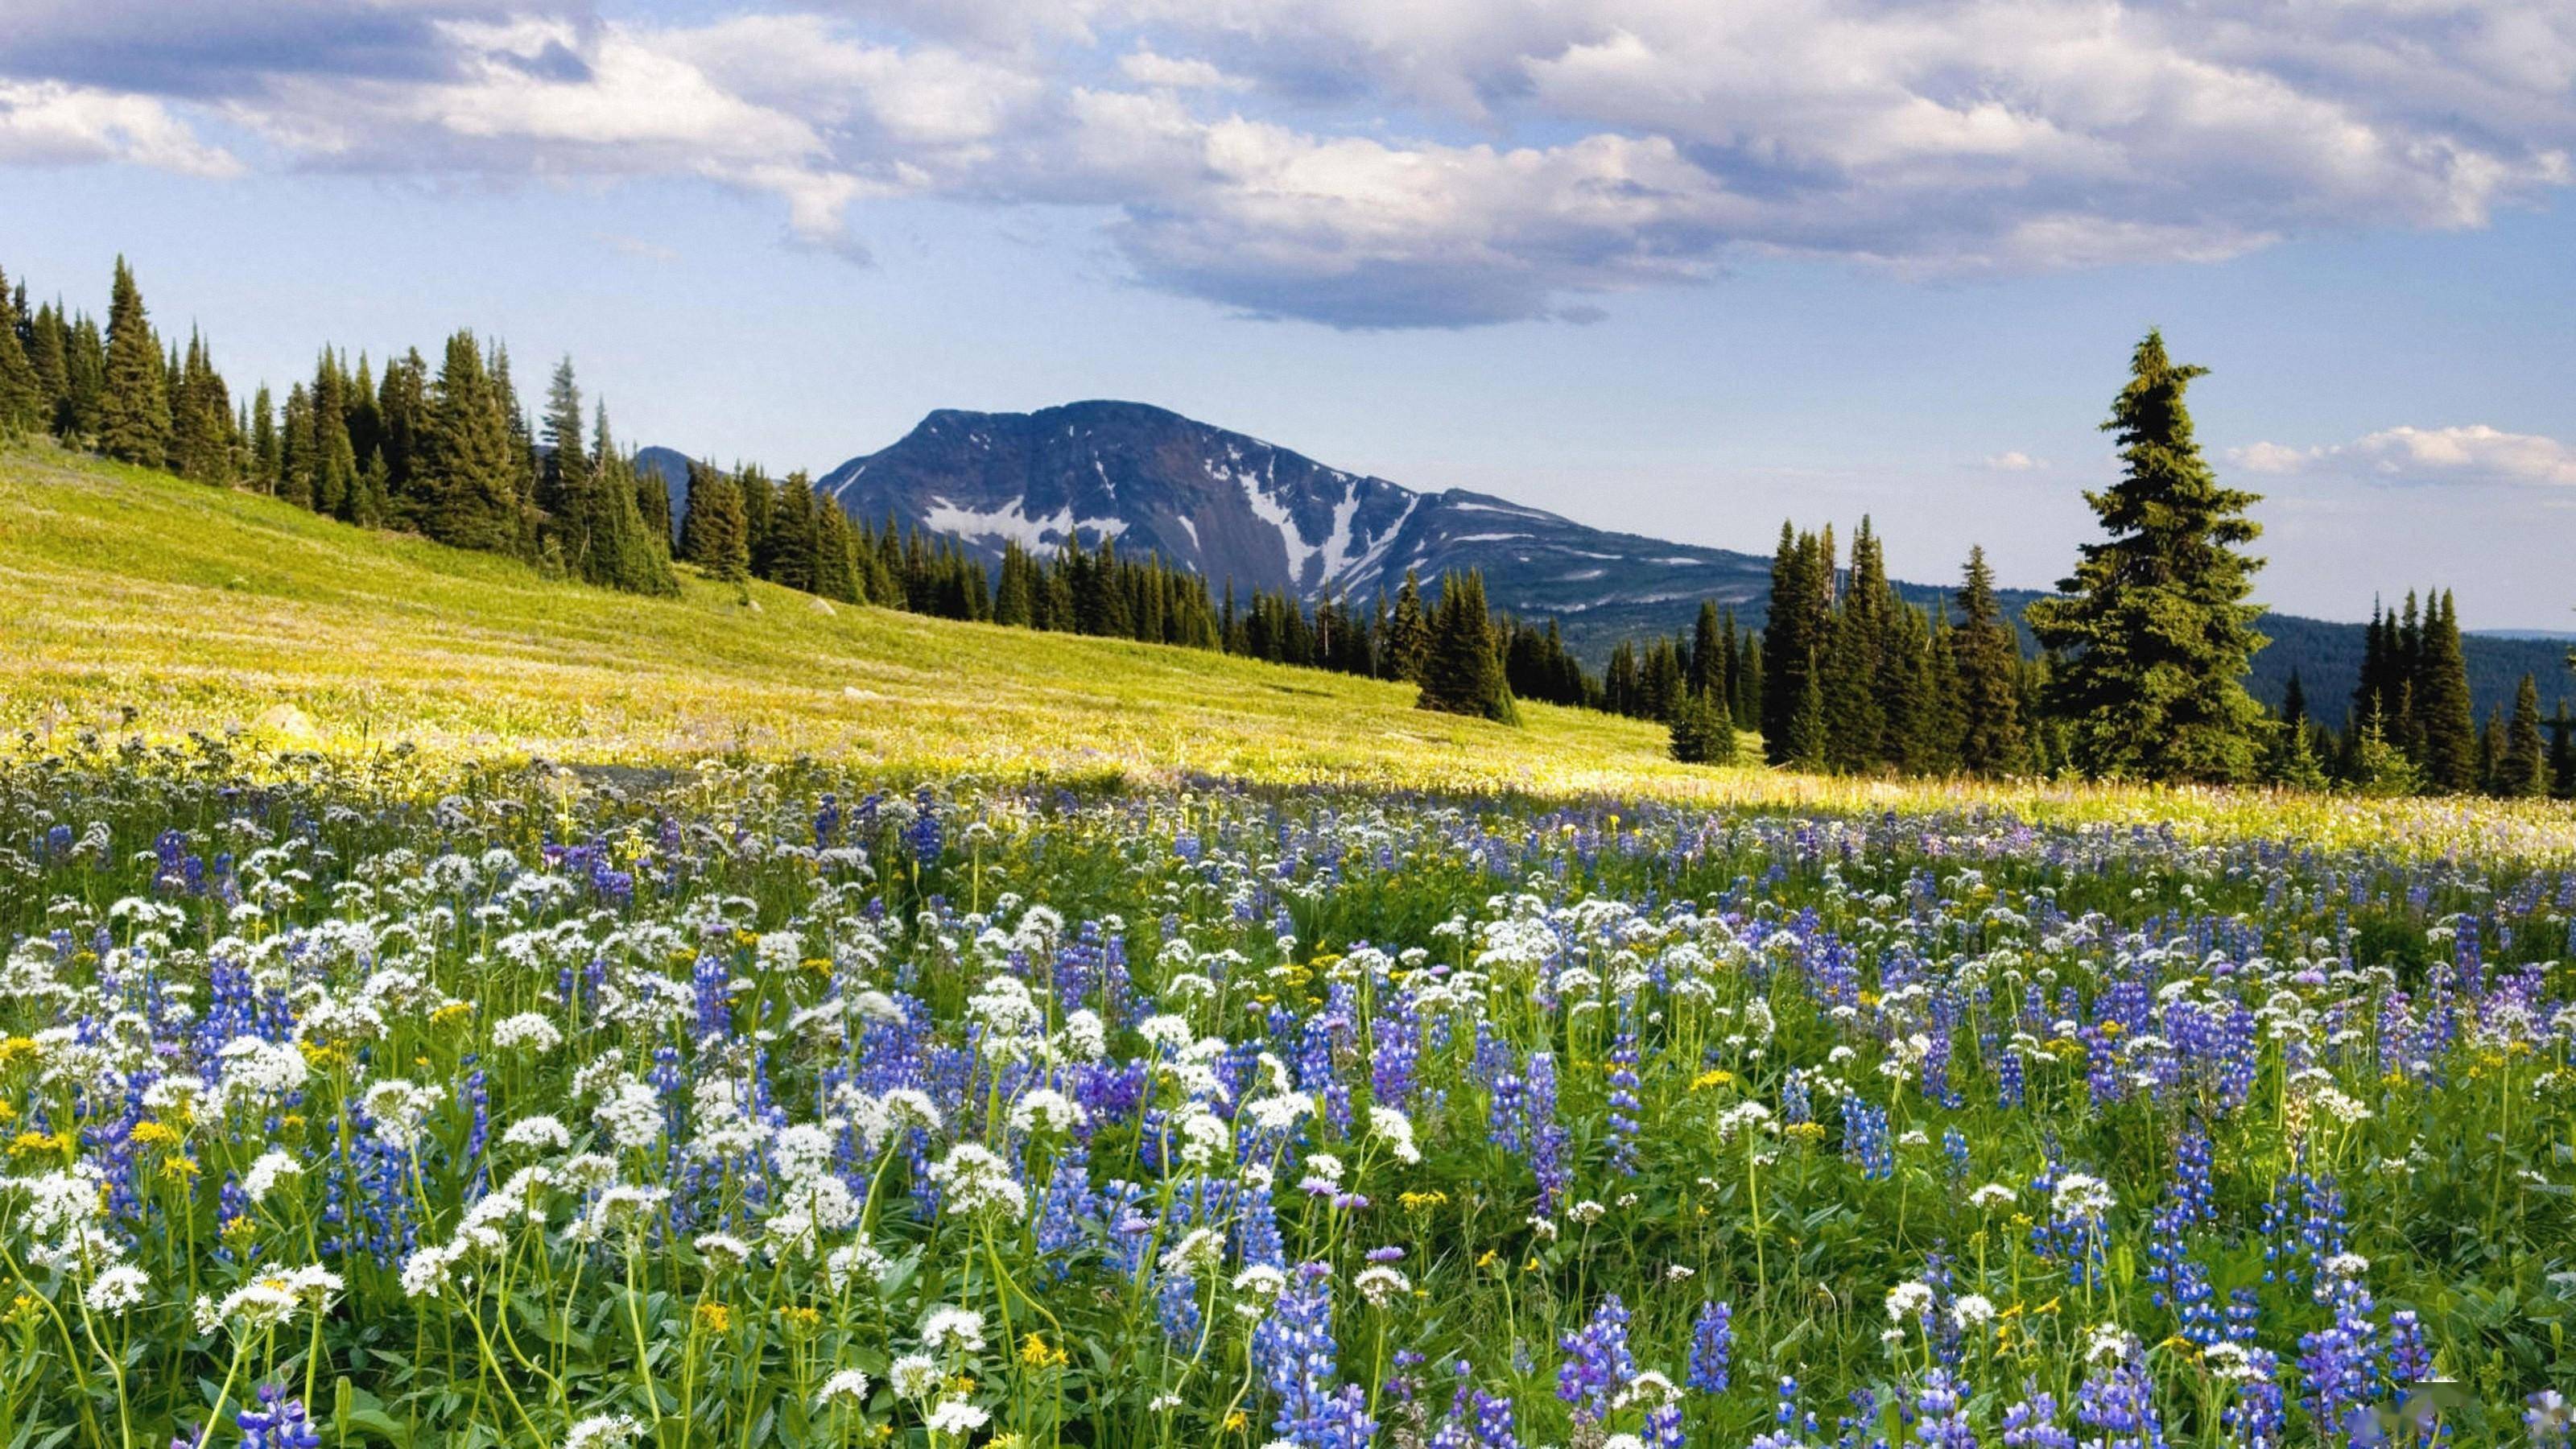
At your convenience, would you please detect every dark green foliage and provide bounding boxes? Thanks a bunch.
[420,332,526,555]
[167,328,233,485]
[97,257,171,464]
[2025,330,2268,782]
[2494,674,2546,799]
[1418,569,1517,724]
[679,460,750,585]
[2413,591,2478,792]
[0,265,41,437]
[1667,687,1736,764]
[1761,522,1832,768]
[1951,546,2026,776]
[1384,571,1430,683]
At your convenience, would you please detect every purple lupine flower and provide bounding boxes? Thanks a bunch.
[1555,1294,1635,1426]
[1688,1299,1733,1393]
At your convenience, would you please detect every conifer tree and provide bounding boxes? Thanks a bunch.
[27,303,72,433]
[1385,571,1430,683]
[0,264,41,437]
[1668,687,1736,764]
[1690,601,1724,698]
[2494,674,2547,799]
[539,358,588,537]
[1950,545,2026,775]
[1761,522,1832,767]
[312,352,360,519]
[2025,330,2268,782]
[2412,589,2477,792]
[420,331,523,554]
[810,496,860,605]
[278,382,316,509]
[1821,519,1889,770]
[63,314,107,442]
[248,386,279,493]
[378,349,428,522]
[1418,569,1517,724]
[566,405,675,596]
[681,461,750,585]
[97,257,171,464]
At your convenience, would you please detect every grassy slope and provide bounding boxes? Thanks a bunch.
[6,444,2572,854]
[0,443,1715,794]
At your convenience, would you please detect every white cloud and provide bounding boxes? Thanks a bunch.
[1981,451,2046,472]
[4,0,2574,324]
[0,80,239,175]
[2230,424,2576,485]
[1117,47,1245,92]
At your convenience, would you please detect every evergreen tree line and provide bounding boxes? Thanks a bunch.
[0,255,677,595]
[2310,591,2573,798]
[667,450,1554,728]
[1740,331,2572,791]
[1752,522,2040,778]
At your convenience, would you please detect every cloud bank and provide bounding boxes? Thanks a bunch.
[5,0,2573,327]
[2231,424,2576,487]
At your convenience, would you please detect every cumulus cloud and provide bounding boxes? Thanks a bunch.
[0,80,241,175]
[2,0,2573,326]
[2230,424,2576,485]
[1981,451,2046,473]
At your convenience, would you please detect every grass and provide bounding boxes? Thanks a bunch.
[3,440,2571,855]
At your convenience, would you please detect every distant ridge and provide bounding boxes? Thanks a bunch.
[650,402,2574,719]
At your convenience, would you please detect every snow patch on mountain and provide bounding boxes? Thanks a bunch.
[922,496,1126,550]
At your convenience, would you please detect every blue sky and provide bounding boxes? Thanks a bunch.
[4,0,2572,626]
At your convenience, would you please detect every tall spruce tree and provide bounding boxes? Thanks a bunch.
[0,265,42,437]
[2413,589,2477,792]
[1417,569,1517,724]
[1385,571,1430,683]
[420,331,524,554]
[1951,545,2026,775]
[1761,522,1833,767]
[2495,674,2547,799]
[97,257,171,464]
[681,460,750,585]
[2025,330,2268,782]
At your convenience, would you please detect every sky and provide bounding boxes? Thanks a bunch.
[3,0,2572,628]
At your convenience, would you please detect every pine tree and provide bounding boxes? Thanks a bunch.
[821,497,865,604]
[97,257,170,464]
[248,385,280,493]
[682,461,750,586]
[2025,330,2268,782]
[2413,590,2477,792]
[0,264,40,437]
[1950,545,2026,776]
[2493,674,2546,798]
[2345,706,2422,797]
[27,303,72,434]
[278,383,316,509]
[312,352,360,519]
[1761,522,1832,768]
[539,357,588,544]
[420,332,524,554]
[608,420,679,595]
[1418,569,1517,724]
[1385,571,1430,683]
[1668,687,1737,764]
[378,349,429,524]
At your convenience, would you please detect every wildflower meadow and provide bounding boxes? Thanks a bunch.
[2,742,2572,1449]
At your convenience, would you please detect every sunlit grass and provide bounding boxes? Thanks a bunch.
[3,440,2570,858]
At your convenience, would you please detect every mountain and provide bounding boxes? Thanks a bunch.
[660,400,2574,720]
[806,400,1773,647]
